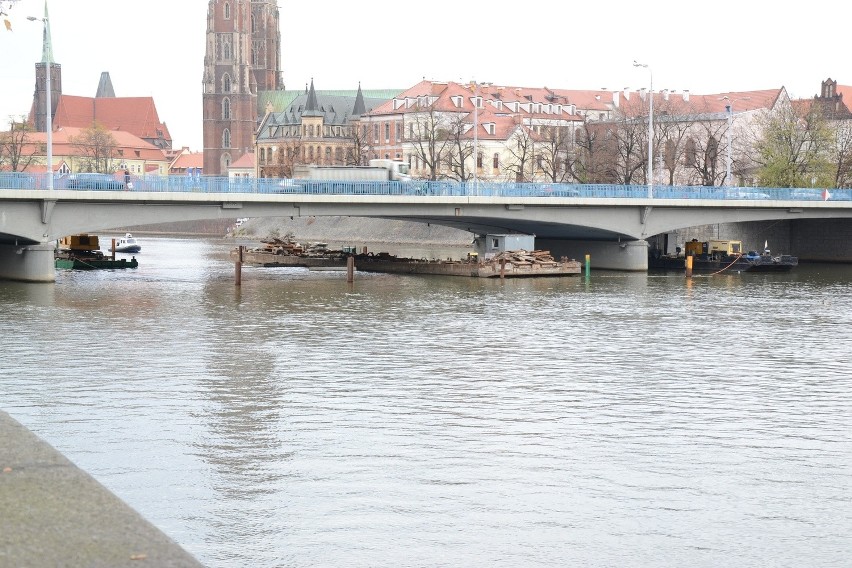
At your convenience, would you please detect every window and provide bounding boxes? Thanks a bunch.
[223,38,232,60]
[222,129,231,148]
[396,123,401,142]
[477,152,483,169]
[385,123,390,142]
[222,98,231,120]
[374,124,379,143]
[260,148,266,164]
[223,74,231,93]
[224,2,230,19]
[325,147,332,163]
[493,153,499,169]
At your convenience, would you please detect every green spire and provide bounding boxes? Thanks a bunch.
[41,1,53,64]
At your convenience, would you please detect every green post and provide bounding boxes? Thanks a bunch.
[585,254,591,280]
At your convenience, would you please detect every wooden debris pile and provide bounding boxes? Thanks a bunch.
[488,250,560,267]
[254,233,340,257]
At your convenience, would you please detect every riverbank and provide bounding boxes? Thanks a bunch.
[0,411,202,567]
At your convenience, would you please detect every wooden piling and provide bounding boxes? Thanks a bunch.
[111,238,116,261]
[499,258,506,279]
[235,245,244,286]
[685,255,693,278]
[347,255,355,283]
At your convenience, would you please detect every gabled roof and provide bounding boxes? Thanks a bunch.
[14,126,169,164]
[368,80,786,123]
[169,150,204,170]
[51,95,171,142]
[229,152,255,169]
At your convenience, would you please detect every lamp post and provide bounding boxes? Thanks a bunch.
[633,60,653,198]
[28,7,52,190]
[719,96,750,187]
[469,80,479,191]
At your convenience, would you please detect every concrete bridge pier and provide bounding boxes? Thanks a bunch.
[0,243,56,282]
[537,238,649,271]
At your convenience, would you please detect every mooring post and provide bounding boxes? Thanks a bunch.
[585,254,591,279]
[685,255,693,278]
[111,238,116,261]
[499,258,506,279]
[347,255,355,283]
[235,245,243,286]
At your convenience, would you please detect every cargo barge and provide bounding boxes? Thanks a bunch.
[232,236,581,278]
[352,250,581,278]
[55,235,139,270]
[649,239,797,273]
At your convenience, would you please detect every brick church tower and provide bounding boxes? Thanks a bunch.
[203,0,282,176]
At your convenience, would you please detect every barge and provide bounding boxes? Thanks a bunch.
[233,236,581,278]
[352,250,581,278]
[55,235,138,270]
[649,239,797,273]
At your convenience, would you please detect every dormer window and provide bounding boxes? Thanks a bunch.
[451,95,463,108]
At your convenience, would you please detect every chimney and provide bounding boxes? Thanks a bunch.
[623,88,630,101]
[613,91,620,107]
[663,89,670,101]
[682,90,690,102]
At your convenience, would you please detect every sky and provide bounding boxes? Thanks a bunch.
[1,0,847,151]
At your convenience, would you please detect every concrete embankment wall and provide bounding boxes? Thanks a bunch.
[233,216,473,246]
[0,411,203,567]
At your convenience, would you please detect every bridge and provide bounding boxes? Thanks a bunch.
[2,172,852,281]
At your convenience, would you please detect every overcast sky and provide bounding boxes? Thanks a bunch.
[1,0,846,151]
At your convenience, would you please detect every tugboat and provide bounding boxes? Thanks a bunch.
[649,239,797,273]
[54,234,138,270]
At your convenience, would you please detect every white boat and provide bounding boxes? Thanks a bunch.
[113,233,141,253]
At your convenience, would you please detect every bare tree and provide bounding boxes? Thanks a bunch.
[406,103,453,181]
[502,121,536,182]
[265,141,305,178]
[536,122,576,183]
[443,113,474,181]
[70,123,119,173]
[0,116,38,172]
[348,122,374,166]
[574,120,618,184]
[680,117,728,186]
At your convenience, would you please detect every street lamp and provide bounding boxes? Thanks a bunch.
[469,80,479,191]
[28,5,52,190]
[719,96,750,187]
[633,60,653,198]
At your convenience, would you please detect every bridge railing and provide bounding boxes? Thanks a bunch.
[1,172,849,201]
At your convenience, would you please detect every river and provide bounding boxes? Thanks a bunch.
[1,236,850,567]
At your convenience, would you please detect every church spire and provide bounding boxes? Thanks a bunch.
[352,82,366,117]
[303,78,321,116]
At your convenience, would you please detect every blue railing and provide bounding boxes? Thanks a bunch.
[1,172,849,201]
